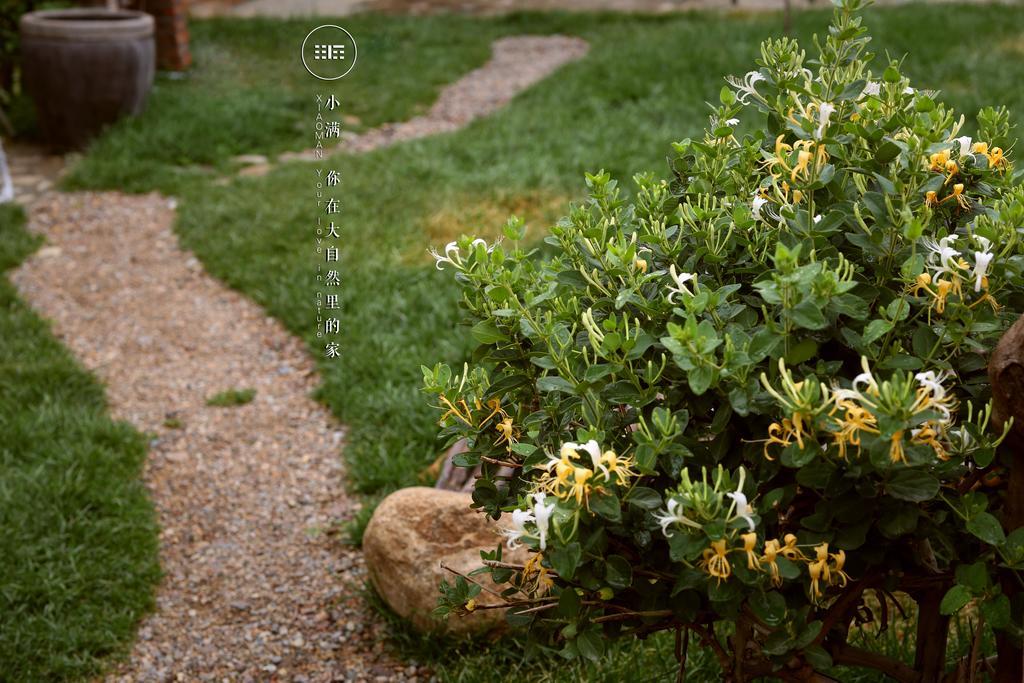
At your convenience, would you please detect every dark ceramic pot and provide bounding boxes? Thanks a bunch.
[21,9,155,150]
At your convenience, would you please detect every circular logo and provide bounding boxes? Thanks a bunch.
[301,25,357,81]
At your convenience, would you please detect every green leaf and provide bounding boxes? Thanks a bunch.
[590,490,622,522]
[668,532,706,563]
[875,139,901,163]
[749,329,781,361]
[776,557,801,580]
[862,319,892,345]
[804,645,833,670]
[576,628,605,662]
[537,375,575,394]
[967,512,1006,546]
[549,543,582,580]
[781,441,818,468]
[626,486,662,510]
[981,594,1011,629]
[605,555,633,589]
[557,586,581,618]
[510,442,538,456]
[793,621,823,650]
[688,364,715,395]
[1005,527,1024,567]
[940,585,972,615]
[885,469,940,502]
[878,504,919,538]
[471,319,507,344]
[749,591,787,627]
[584,364,617,383]
[791,300,828,330]
[784,338,819,365]
[955,562,990,593]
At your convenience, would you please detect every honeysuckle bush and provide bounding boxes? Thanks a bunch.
[426,1,1024,677]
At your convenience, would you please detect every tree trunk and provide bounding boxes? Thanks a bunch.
[988,314,1024,683]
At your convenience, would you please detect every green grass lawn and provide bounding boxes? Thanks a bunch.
[0,205,160,680]
[60,3,1024,679]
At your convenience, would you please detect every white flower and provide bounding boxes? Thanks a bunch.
[862,81,881,97]
[726,468,756,531]
[430,241,460,270]
[922,235,961,277]
[724,118,740,126]
[653,497,701,538]
[914,370,948,398]
[726,490,756,531]
[815,102,836,140]
[813,214,822,224]
[956,136,973,157]
[728,70,766,104]
[666,264,697,303]
[852,356,879,396]
[562,440,602,469]
[429,239,494,271]
[502,508,535,549]
[530,493,556,551]
[752,195,768,221]
[903,86,915,95]
[914,370,954,419]
[972,249,994,292]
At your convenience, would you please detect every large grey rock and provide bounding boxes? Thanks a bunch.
[363,486,525,634]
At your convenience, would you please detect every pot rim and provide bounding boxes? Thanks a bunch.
[20,9,154,42]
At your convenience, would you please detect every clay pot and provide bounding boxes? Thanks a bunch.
[20,9,155,150]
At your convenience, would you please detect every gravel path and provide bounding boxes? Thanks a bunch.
[8,33,589,681]
[12,194,405,682]
[236,35,590,176]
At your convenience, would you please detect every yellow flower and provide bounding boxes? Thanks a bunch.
[932,279,954,314]
[986,146,1008,170]
[494,416,518,451]
[973,141,989,155]
[910,423,948,460]
[924,190,939,207]
[970,284,1001,312]
[569,467,594,505]
[808,545,852,600]
[699,539,732,583]
[939,183,970,210]
[522,552,554,596]
[909,272,933,298]
[438,395,475,426]
[792,149,813,182]
[635,258,648,273]
[812,543,832,583]
[928,150,950,172]
[478,398,506,426]
[599,450,637,486]
[889,430,907,464]
[765,135,794,179]
[760,539,783,586]
[780,533,808,562]
[465,598,477,612]
[828,399,878,460]
[740,532,761,571]
[944,159,959,183]
[831,549,851,588]
[808,559,824,599]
